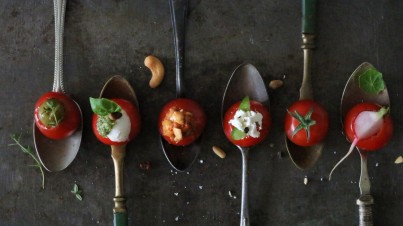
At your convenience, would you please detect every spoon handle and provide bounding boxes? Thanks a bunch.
[357,195,374,226]
[240,148,250,226]
[53,0,66,93]
[357,151,373,226]
[111,145,128,226]
[169,0,188,98]
[300,0,316,100]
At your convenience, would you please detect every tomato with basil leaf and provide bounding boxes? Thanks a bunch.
[284,99,329,147]
[223,96,271,147]
[159,98,206,146]
[90,98,141,146]
[34,92,80,140]
[344,103,393,151]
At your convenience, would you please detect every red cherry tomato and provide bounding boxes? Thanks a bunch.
[344,103,393,151]
[223,100,270,147]
[159,98,206,146]
[34,92,80,140]
[92,99,141,146]
[284,100,329,147]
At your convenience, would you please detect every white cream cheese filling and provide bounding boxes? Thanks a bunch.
[229,109,263,138]
[107,109,131,142]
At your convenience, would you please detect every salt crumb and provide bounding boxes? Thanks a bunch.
[375,162,379,167]
[199,160,204,164]
[233,196,237,199]
[269,143,274,148]
[199,185,203,190]
[303,176,308,185]
[187,172,190,175]
[175,216,179,221]
[187,201,190,205]
[334,151,337,155]
[174,193,179,196]
[283,74,286,79]
[320,177,324,181]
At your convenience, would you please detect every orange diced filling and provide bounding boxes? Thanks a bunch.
[162,107,194,142]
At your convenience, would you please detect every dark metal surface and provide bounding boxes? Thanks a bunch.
[1,0,402,225]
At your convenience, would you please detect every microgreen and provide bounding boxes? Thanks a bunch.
[8,134,45,189]
[358,67,385,95]
[89,97,121,116]
[239,96,250,111]
[71,183,83,201]
[232,128,246,140]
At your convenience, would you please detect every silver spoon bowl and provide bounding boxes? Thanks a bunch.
[160,0,203,172]
[222,63,269,226]
[285,0,324,170]
[340,62,390,226]
[33,0,82,172]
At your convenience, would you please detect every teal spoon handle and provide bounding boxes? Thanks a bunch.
[302,0,317,34]
[114,211,128,226]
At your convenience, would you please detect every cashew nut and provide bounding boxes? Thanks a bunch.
[144,55,165,88]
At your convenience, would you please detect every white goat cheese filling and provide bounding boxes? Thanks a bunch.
[229,109,263,138]
[107,109,131,142]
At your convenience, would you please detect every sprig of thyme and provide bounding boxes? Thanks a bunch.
[9,133,45,189]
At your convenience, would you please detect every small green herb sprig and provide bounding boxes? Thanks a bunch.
[9,133,45,189]
[71,184,83,201]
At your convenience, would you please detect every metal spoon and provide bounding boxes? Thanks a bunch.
[160,0,201,172]
[100,75,139,226]
[285,0,323,170]
[222,63,269,226]
[340,62,389,226]
[33,0,82,172]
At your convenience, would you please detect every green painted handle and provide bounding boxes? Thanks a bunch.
[113,212,128,226]
[302,0,317,34]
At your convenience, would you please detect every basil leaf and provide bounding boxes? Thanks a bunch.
[239,96,250,111]
[231,127,246,140]
[358,67,385,95]
[90,97,121,116]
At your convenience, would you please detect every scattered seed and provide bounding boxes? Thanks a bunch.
[269,79,284,90]
[228,190,233,197]
[212,146,226,159]
[174,193,179,196]
[199,160,204,164]
[303,176,308,185]
[395,156,403,164]
[175,216,179,221]
[375,162,379,167]
[199,185,203,190]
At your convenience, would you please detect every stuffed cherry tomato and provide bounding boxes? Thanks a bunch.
[284,99,329,147]
[344,103,393,151]
[90,98,141,146]
[34,92,80,140]
[223,96,270,147]
[159,98,206,146]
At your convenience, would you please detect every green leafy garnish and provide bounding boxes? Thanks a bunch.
[9,134,45,189]
[89,97,121,116]
[96,115,115,137]
[239,96,250,111]
[232,127,246,140]
[71,183,83,201]
[39,98,65,127]
[358,67,385,95]
[287,108,316,142]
